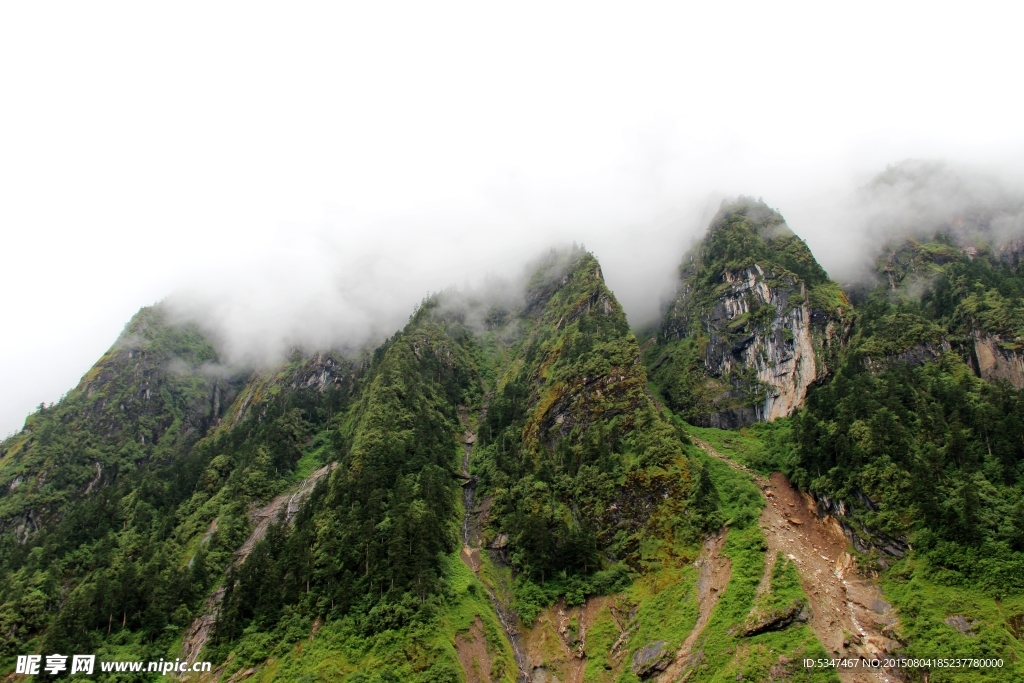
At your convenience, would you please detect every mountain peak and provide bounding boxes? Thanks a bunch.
[649,199,846,427]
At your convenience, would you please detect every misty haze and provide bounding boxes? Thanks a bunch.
[2,4,1024,683]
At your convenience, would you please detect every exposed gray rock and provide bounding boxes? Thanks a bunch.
[180,463,335,665]
[944,615,978,636]
[741,600,808,637]
[973,333,1024,388]
[631,640,670,678]
[665,264,841,427]
[811,490,910,559]
[863,342,949,372]
[530,665,563,683]
[654,200,849,427]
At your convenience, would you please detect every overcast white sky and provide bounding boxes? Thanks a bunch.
[2,1,1023,437]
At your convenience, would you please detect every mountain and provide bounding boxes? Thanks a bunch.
[653,179,1024,679]
[646,199,848,428]
[0,307,234,535]
[3,172,1024,682]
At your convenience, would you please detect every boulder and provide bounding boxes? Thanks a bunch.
[631,641,670,678]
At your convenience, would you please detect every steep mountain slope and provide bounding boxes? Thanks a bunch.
[871,234,1024,386]
[0,308,368,674]
[0,307,235,535]
[687,432,901,682]
[173,250,814,683]
[462,248,832,682]
[13,190,1024,681]
[793,233,1024,562]
[647,199,848,428]
[0,307,244,662]
[208,305,482,646]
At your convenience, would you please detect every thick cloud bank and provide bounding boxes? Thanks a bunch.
[162,184,718,366]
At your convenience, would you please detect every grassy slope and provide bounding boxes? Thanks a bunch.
[684,421,800,479]
[236,553,517,683]
[538,430,833,683]
[694,423,1024,682]
[686,448,835,683]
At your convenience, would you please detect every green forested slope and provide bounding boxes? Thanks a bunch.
[475,247,714,584]
[0,308,365,676]
[0,306,228,530]
[0,307,241,663]
[210,305,484,666]
[792,239,1024,573]
[787,239,1024,679]
[465,248,830,682]
[0,251,740,682]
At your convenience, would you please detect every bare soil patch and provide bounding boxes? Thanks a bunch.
[456,617,495,683]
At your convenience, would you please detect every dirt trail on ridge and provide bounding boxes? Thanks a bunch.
[692,439,903,683]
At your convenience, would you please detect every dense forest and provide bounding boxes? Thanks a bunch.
[473,248,715,582]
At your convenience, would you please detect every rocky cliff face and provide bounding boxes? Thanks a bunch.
[973,332,1024,388]
[866,235,1024,386]
[686,266,820,425]
[649,199,846,428]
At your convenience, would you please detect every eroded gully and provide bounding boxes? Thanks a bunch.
[457,407,531,683]
[692,438,903,683]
